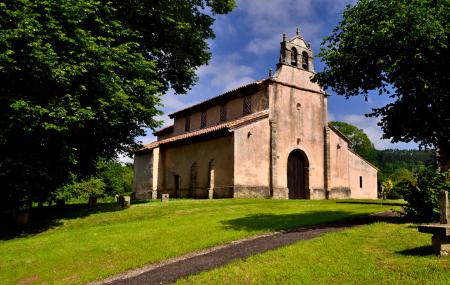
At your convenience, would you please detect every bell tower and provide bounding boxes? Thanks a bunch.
[278,27,314,72]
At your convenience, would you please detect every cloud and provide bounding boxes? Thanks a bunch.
[197,53,255,92]
[331,113,418,150]
[236,0,354,55]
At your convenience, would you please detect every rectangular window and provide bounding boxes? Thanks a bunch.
[200,111,207,128]
[243,96,252,115]
[359,176,363,188]
[220,104,227,122]
[185,116,190,132]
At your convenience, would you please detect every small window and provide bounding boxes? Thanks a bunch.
[201,111,207,128]
[220,105,227,122]
[243,96,252,115]
[291,48,298,66]
[302,51,309,70]
[359,176,363,188]
[185,116,190,132]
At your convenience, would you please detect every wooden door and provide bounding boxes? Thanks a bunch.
[287,150,306,199]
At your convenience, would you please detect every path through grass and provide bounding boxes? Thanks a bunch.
[178,222,449,285]
[0,199,400,284]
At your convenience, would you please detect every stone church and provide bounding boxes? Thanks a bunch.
[133,31,378,200]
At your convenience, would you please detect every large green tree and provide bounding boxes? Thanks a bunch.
[0,0,235,209]
[330,121,376,162]
[314,0,450,171]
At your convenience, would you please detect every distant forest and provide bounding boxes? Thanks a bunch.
[374,149,433,181]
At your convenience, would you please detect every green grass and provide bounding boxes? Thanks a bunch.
[0,199,399,284]
[178,222,450,285]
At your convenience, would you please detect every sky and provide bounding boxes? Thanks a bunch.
[121,0,417,162]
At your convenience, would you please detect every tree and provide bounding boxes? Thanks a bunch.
[330,121,376,162]
[0,0,236,210]
[97,159,133,196]
[381,179,393,200]
[314,0,450,171]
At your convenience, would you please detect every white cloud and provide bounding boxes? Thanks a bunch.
[197,53,255,92]
[237,0,353,54]
[118,153,133,164]
[331,113,418,150]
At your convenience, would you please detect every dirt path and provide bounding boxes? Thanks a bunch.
[91,211,401,285]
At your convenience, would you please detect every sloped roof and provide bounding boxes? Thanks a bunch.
[329,123,379,171]
[153,125,174,136]
[137,110,269,152]
[328,123,352,144]
[168,79,268,118]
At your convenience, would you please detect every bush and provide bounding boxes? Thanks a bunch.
[57,177,106,201]
[97,160,133,196]
[400,165,450,222]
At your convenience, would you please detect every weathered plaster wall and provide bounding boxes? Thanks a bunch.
[329,130,351,199]
[207,105,221,126]
[168,88,269,137]
[274,64,323,94]
[270,66,327,199]
[233,118,271,198]
[348,151,378,199]
[133,152,153,199]
[173,117,185,134]
[161,135,234,198]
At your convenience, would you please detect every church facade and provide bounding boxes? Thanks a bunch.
[133,31,378,200]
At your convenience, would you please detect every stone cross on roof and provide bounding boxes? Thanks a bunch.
[440,190,449,224]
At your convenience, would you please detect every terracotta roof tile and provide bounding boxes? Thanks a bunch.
[168,79,268,118]
[153,125,174,136]
[138,110,269,152]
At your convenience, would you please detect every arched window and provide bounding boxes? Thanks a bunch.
[291,48,298,66]
[302,51,309,70]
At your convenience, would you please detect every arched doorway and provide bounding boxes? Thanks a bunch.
[287,149,309,199]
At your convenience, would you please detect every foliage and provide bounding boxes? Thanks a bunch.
[97,160,133,196]
[400,165,450,222]
[57,177,106,201]
[0,0,235,209]
[386,167,416,199]
[315,0,450,170]
[330,121,376,162]
[375,149,432,182]
[381,179,393,199]
[0,200,399,284]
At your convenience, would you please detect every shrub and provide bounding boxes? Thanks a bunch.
[400,165,450,222]
[97,160,133,196]
[57,177,106,201]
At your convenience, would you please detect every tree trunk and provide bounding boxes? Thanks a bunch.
[88,195,97,208]
[438,140,450,172]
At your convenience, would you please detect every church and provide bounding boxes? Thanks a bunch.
[133,30,378,200]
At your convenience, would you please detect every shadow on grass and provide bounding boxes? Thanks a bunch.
[397,245,435,256]
[0,202,134,241]
[336,201,406,206]
[220,210,405,232]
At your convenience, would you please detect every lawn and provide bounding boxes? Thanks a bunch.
[178,222,450,285]
[0,199,401,284]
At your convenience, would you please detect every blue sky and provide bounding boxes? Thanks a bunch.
[124,0,417,162]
